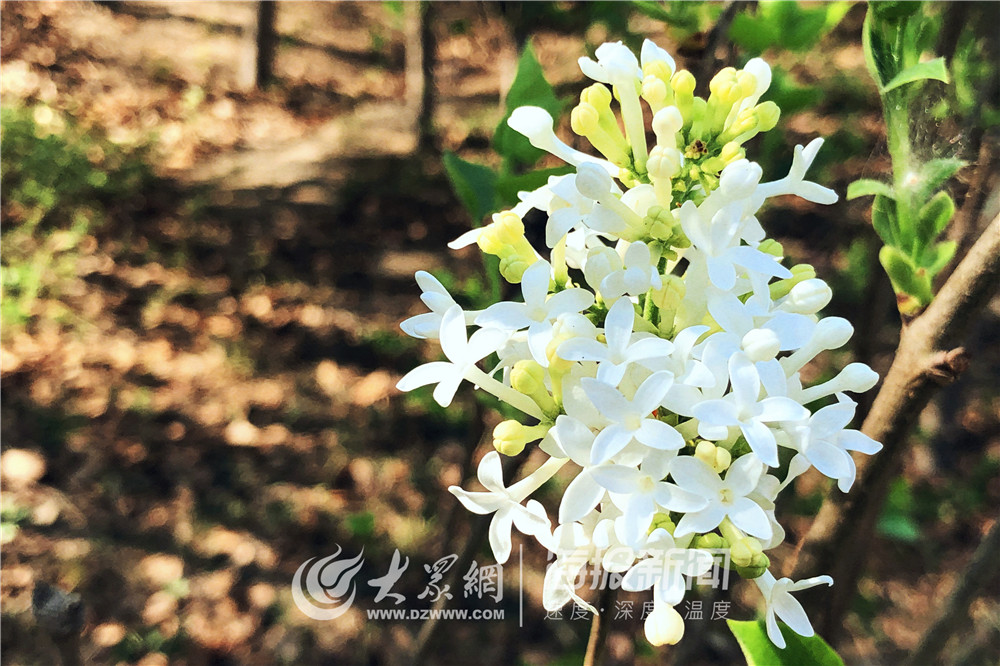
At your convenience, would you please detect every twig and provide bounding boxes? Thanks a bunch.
[411,453,528,664]
[789,212,1000,639]
[903,519,1000,666]
[583,582,617,666]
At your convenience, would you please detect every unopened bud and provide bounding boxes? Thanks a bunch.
[786,278,833,314]
[649,512,675,534]
[814,317,854,349]
[645,604,685,646]
[571,103,601,136]
[742,328,781,363]
[493,420,550,456]
[757,239,784,257]
[753,101,781,133]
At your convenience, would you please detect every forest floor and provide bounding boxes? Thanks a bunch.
[1,2,998,665]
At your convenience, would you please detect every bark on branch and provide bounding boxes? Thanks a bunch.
[789,212,1000,638]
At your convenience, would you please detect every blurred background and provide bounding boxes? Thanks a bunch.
[1,2,998,665]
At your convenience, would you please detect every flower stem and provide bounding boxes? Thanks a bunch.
[464,365,547,421]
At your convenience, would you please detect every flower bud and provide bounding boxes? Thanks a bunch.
[813,316,854,350]
[641,75,669,110]
[512,360,558,417]
[753,101,781,133]
[652,106,683,146]
[785,278,832,314]
[839,363,880,392]
[694,532,726,549]
[645,604,685,646]
[671,69,696,97]
[648,512,675,534]
[511,360,546,396]
[493,420,550,456]
[742,328,781,363]
[643,59,674,83]
[757,239,784,257]
[730,536,763,567]
[581,82,613,109]
[571,103,601,136]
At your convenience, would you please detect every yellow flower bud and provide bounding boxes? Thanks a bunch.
[754,101,781,133]
[492,420,551,456]
[571,103,601,137]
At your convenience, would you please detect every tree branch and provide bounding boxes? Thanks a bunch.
[789,212,1000,638]
[903,518,1000,666]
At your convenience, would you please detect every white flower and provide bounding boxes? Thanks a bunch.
[757,138,837,205]
[621,531,715,606]
[475,260,594,366]
[692,354,809,467]
[671,453,772,540]
[578,41,642,87]
[679,200,792,291]
[396,305,506,407]
[400,271,477,339]
[787,394,882,492]
[582,372,684,464]
[558,298,673,386]
[591,451,706,546]
[449,452,559,564]
[600,241,663,301]
[507,106,617,174]
[754,571,833,649]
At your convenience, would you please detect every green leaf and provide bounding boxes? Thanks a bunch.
[880,57,949,93]
[493,43,562,170]
[877,513,921,542]
[918,158,966,199]
[880,245,932,307]
[916,190,955,243]
[862,9,895,90]
[442,151,498,223]
[847,179,894,201]
[871,194,898,246]
[729,1,850,53]
[921,240,957,274]
[728,619,844,666]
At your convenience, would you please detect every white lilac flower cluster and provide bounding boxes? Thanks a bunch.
[396,40,882,649]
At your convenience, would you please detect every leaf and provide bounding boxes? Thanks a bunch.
[916,190,955,243]
[921,240,957,274]
[871,194,898,246]
[728,619,844,666]
[879,245,932,307]
[847,179,894,201]
[728,1,850,53]
[880,57,949,93]
[918,158,966,200]
[493,43,562,170]
[877,513,921,542]
[442,151,498,223]
[862,9,895,90]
